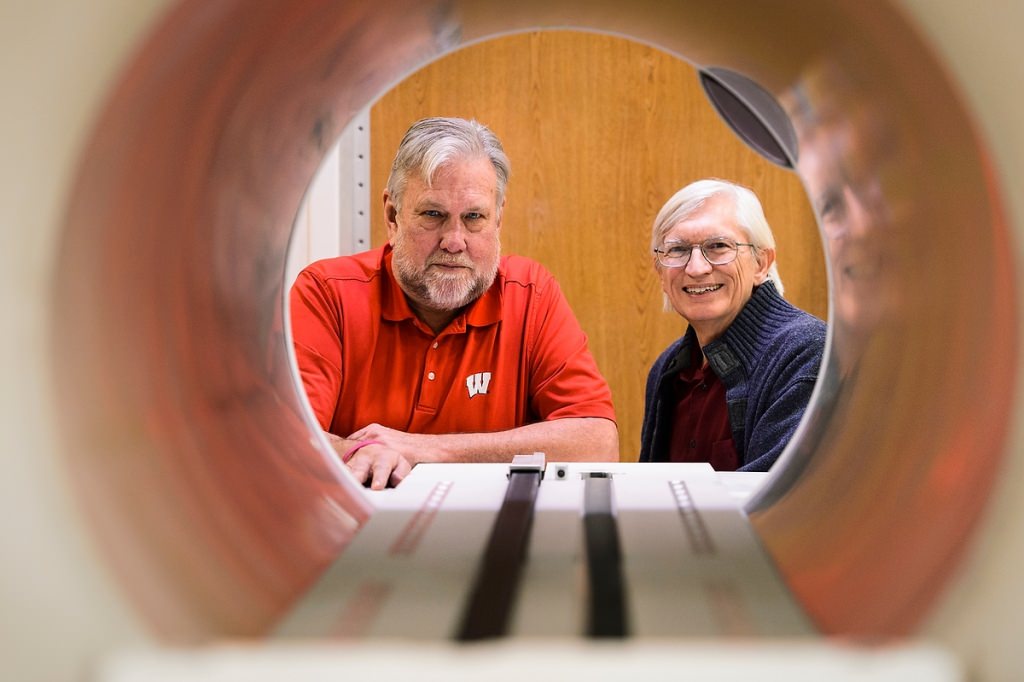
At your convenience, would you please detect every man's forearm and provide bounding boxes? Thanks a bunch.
[418,417,619,464]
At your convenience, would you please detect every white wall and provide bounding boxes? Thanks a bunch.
[285,109,372,288]
[1,2,1022,681]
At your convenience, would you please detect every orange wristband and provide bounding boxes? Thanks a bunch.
[341,439,383,463]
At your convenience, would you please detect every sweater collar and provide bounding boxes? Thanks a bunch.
[705,281,789,372]
[666,282,789,381]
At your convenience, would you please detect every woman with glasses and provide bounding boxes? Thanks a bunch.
[639,179,826,470]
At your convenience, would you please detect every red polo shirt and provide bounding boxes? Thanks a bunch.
[289,245,616,438]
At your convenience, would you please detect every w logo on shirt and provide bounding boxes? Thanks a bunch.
[465,372,492,398]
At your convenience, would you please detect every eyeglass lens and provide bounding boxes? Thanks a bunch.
[659,238,739,266]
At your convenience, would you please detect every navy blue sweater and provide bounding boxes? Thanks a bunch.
[639,282,826,471]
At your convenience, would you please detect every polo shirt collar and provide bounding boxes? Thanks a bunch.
[379,245,503,329]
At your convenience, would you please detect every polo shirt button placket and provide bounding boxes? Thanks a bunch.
[428,340,439,381]
[415,335,445,414]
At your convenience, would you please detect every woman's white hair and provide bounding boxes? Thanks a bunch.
[650,178,783,294]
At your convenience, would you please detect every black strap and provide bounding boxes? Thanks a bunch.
[584,473,628,637]
[456,469,541,640]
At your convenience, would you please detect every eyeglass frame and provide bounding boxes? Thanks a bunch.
[652,236,758,268]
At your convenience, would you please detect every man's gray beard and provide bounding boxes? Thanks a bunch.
[392,234,500,312]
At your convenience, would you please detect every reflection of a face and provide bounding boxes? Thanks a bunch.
[799,116,892,354]
[783,58,903,376]
[658,195,773,344]
[385,156,502,314]
[819,181,885,329]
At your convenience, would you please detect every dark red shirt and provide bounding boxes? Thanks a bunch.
[668,345,738,471]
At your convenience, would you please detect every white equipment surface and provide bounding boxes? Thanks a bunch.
[104,461,959,681]
[277,461,809,639]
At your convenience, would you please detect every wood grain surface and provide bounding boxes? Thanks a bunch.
[370,30,827,460]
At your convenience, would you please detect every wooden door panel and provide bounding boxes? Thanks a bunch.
[371,30,826,460]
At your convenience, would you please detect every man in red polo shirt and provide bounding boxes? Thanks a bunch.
[290,117,618,489]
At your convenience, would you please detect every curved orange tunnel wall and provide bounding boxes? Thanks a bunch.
[52,0,1014,642]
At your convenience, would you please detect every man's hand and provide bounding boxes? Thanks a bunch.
[345,442,413,490]
[325,431,414,490]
